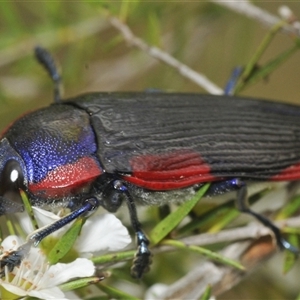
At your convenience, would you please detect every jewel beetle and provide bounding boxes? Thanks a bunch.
[0,46,299,279]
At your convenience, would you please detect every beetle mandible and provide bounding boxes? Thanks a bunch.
[0,46,298,278]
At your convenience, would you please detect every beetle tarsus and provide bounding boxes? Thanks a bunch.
[131,232,152,279]
[0,241,32,277]
[280,238,299,254]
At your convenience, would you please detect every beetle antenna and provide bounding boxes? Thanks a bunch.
[34,46,63,103]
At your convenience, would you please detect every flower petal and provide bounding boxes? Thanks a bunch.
[38,258,95,288]
[28,287,67,299]
[32,206,72,237]
[17,207,62,236]
[17,211,35,235]
[1,282,27,297]
[75,213,131,253]
[1,235,22,251]
[33,206,60,224]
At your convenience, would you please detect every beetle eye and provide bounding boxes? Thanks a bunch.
[0,159,24,203]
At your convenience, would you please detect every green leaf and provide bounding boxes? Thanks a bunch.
[147,11,161,47]
[0,3,23,35]
[149,183,210,245]
[92,250,135,265]
[47,217,84,264]
[178,199,236,234]
[233,20,289,94]
[277,194,300,220]
[199,285,212,300]
[296,290,300,300]
[119,0,134,22]
[240,44,299,90]
[0,284,23,300]
[20,189,38,231]
[60,276,104,291]
[208,209,239,233]
[5,218,15,236]
[179,187,268,234]
[283,234,299,274]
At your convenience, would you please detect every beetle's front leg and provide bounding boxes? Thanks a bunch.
[102,179,151,279]
[0,197,99,276]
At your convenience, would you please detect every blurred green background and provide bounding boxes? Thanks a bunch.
[1,1,300,299]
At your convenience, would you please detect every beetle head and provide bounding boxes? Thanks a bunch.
[0,138,27,215]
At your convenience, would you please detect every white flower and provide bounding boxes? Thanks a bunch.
[1,207,132,299]
[18,207,132,255]
[75,212,132,253]
[0,235,95,299]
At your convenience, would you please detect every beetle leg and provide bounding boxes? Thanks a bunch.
[235,180,299,253]
[112,180,152,279]
[0,197,98,277]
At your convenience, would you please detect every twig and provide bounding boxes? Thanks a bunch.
[109,17,223,95]
[179,216,300,247]
[151,215,300,255]
[211,1,300,37]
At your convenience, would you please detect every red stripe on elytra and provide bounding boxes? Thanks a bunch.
[271,162,300,181]
[29,156,102,197]
[124,150,216,190]
[123,173,216,190]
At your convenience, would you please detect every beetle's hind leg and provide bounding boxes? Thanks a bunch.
[235,179,299,253]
